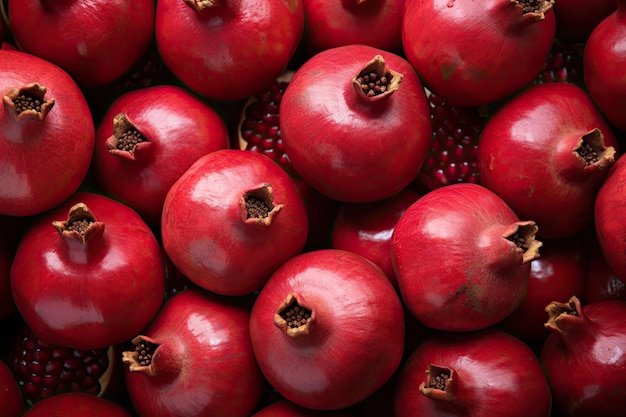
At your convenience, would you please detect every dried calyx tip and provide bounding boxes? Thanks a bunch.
[506,222,542,263]
[52,203,101,241]
[241,184,283,225]
[122,337,160,373]
[513,0,554,19]
[274,293,314,337]
[108,113,148,154]
[575,128,615,170]
[4,83,55,120]
[353,55,403,99]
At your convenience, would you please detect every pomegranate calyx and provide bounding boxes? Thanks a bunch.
[418,364,459,404]
[3,82,55,121]
[122,336,162,376]
[240,183,284,226]
[544,296,583,335]
[352,55,403,101]
[574,128,616,172]
[503,221,542,264]
[52,202,105,244]
[183,0,219,11]
[274,293,315,337]
[512,0,555,21]
[106,112,151,161]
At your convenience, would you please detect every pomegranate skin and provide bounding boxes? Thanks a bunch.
[93,85,230,227]
[402,0,556,107]
[0,50,95,217]
[280,44,432,203]
[8,0,155,88]
[123,289,264,417]
[583,1,626,131]
[391,183,542,332]
[10,192,165,350]
[249,249,405,410]
[161,149,308,296]
[155,0,304,101]
[302,0,404,55]
[541,297,626,417]
[394,328,552,417]
[583,228,626,303]
[477,82,618,239]
[554,0,617,42]
[20,392,132,417]
[595,153,626,283]
[0,359,23,417]
[251,400,354,416]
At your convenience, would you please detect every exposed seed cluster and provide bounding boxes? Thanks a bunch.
[245,195,270,218]
[67,219,93,236]
[116,130,145,152]
[279,302,312,329]
[135,340,156,367]
[429,372,450,390]
[518,0,541,13]
[357,72,390,97]
[577,142,600,165]
[507,232,530,252]
[14,94,43,114]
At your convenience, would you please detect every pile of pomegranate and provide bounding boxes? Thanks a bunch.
[1,0,626,416]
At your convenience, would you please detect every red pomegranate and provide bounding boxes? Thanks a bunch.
[0,50,95,217]
[0,359,23,417]
[8,0,155,88]
[20,392,133,417]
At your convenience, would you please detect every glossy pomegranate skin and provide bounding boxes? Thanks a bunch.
[331,188,420,287]
[402,0,556,107]
[123,289,264,417]
[93,85,230,227]
[595,153,626,282]
[583,228,626,303]
[21,392,133,417]
[10,192,165,350]
[155,0,304,101]
[394,328,552,417]
[583,1,626,131]
[554,0,617,42]
[498,236,586,345]
[161,149,308,296]
[249,249,405,410]
[0,359,23,417]
[302,0,404,55]
[541,297,626,417]
[280,44,432,203]
[391,183,541,332]
[0,50,95,217]
[477,82,618,239]
[251,399,354,416]
[8,0,155,88]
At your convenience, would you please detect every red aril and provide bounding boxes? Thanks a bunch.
[93,85,230,227]
[394,328,553,417]
[583,0,626,131]
[249,249,404,410]
[8,0,155,88]
[122,288,263,417]
[541,296,626,417]
[477,82,618,239]
[10,192,165,350]
[402,0,556,106]
[155,0,304,101]
[280,44,432,202]
[391,183,542,332]
[0,50,95,217]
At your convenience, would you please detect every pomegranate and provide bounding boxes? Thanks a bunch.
[554,0,617,42]
[0,50,95,217]
[498,236,586,346]
[249,249,405,410]
[280,44,432,202]
[10,192,165,350]
[331,188,421,287]
[21,391,133,417]
[251,400,354,416]
[93,85,230,227]
[155,0,304,101]
[8,0,155,88]
[583,0,626,131]
[0,359,23,417]
[583,228,626,303]
[391,183,542,332]
[122,288,263,417]
[477,82,618,239]
[402,0,556,107]
[595,153,626,282]
[541,296,626,417]
[302,0,404,55]
[394,328,553,417]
